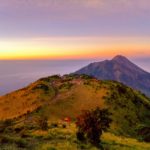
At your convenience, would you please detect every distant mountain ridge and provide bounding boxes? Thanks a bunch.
[75,55,150,97]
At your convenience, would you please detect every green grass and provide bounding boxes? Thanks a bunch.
[36,124,150,150]
[0,122,150,150]
[0,75,150,149]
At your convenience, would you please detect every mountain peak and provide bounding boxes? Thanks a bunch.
[75,55,150,97]
[112,55,129,62]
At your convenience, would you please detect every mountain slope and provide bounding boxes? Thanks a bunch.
[74,55,150,97]
[0,74,150,138]
[0,78,56,120]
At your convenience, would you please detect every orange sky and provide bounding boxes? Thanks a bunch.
[0,36,150,60]
[1,1,150,60]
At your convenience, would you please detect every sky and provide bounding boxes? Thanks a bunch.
[0,0,150,59]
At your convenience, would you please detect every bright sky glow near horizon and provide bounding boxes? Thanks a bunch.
[0,0,150,59]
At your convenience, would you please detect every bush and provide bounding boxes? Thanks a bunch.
[76,131,85,142]
[62,124,66,128]
[37,116,48,130]
[50,123,58,128]
[59,82,73,90]
[137,125,150,142]
[39,75,61,82]
[32,83,49,91]
[1,136,14,144]
[80,74,95,80]
[14,126,24,133]
[76,107,112,147]
[15,139,28,148]
[0,119,14,133]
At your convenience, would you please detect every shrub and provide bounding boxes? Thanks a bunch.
[116,85,127,94]
[39,74,61,82]
[32,83,49,91]
[0,135,14,144]
[2,119,13,127]
[76,131,85,142]
[37,116,48,130]
[15,139,28,148]
[136,125,150,142]
[0,119,14,133]
[76,107,112,147]
[80,74,95,80]
[13,125,24,134]
[50,123,58,128]
[59,82,73,90]
[62,124,66,128]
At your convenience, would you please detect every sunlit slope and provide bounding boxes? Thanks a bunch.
[0,79,56,120]
[0,75,107,120]
[0,74,150,138]
[41,79,107,120]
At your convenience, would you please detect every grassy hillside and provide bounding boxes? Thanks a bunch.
[0,123,150,150]
[0,79,56,120]
[0,74,150,135]
[0,74,150,149]
[0,75,107,120]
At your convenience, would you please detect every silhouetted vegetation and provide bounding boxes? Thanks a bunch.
[39,74,61,82]
[37,116,48,130]
[0,119,14,133]
[32,83,49,91]
[137,125,150,142]
[59,82,73,90]
[76,107,112,147]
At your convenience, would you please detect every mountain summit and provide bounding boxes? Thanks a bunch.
[113,55,129,61]
[75,55,150,96]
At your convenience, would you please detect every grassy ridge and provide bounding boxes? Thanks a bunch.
[0,79,56,120]
[0,74,150,149]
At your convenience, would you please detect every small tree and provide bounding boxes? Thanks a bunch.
[76,107,112,147]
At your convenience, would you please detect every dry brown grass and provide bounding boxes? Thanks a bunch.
[45,81,107,121]
[0,81,54,120]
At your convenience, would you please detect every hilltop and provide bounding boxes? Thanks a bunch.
[0,74,150,149]
[0,74,150,136]
[75,55,150,97]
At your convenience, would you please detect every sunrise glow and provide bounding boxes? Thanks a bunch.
[0,36,150,60]
[0,0,150,60]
